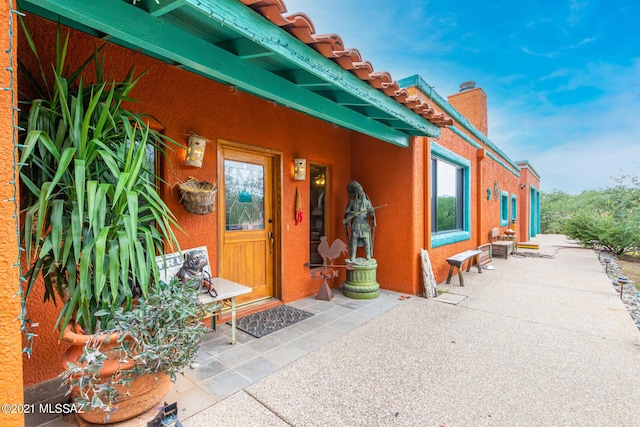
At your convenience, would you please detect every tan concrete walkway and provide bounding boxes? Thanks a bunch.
[184,235,640,426]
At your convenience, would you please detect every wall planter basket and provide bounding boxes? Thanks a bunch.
[179,179,218,215]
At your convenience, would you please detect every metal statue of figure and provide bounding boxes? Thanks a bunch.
[343,181,376,262]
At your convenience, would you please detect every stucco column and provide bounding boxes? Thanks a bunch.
[0,1,25,426]
[476,148,486,247]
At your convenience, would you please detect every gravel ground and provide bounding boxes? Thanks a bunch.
[597,250,640,329]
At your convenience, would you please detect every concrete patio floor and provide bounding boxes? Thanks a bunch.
[32,234,640,426]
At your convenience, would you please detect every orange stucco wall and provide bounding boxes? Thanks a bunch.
[19,16,355,385]
[350,134,426,295]
[0,1,25,426]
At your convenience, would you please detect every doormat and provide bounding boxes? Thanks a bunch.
[230,305,314,338]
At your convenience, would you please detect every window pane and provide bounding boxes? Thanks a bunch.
[224,160,265,230]
[501,193,509,221]
[436,161,458,232]
[309,164,327,264]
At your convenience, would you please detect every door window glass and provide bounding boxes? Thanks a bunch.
[224,160,265,230]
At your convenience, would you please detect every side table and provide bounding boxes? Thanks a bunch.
[498,234,517,254]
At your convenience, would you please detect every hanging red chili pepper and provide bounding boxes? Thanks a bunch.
[295,187,303,225]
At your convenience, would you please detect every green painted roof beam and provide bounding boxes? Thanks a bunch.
[16,0,103,38]
[313,90,371,106]
[188,0,441,138]
[19,0,413,147]
[217,38,275,59]
[347,106,396,120]
[136,0,187,17]
[376,119,419,130]
[274,69,334,88]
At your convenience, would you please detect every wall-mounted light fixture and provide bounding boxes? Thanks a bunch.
[293,158,306,180]
[185,133,208,168]
[519,184,526,190]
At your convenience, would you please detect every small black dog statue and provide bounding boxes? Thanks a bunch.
[175,250,218,297]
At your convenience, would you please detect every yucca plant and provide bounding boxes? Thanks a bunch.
[19,26,182,336]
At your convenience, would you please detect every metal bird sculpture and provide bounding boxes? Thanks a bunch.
[317,236,348,265]
[303,237,350,301]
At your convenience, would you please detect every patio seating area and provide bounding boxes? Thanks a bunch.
[29,234,640,426]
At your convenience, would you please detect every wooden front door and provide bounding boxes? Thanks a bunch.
[219,144,277,305]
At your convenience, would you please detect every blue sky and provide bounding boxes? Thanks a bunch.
[283,0,640,194]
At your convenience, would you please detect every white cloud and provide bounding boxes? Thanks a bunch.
[521,46,558,58]
[489,77,640,194]
[568,0,591,26]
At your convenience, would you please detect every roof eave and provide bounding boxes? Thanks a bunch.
[18,0,442,147]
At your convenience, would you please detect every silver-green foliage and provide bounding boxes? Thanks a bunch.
[19,26,181,335]
[551,174,640,255]
[61,278,207,417]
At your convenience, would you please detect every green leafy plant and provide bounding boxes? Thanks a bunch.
[60,277,207,415]
[19,25,182,336]
[563,211,638,255]
[548,173,640,256]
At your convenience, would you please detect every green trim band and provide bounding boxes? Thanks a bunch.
[448,126,520,178]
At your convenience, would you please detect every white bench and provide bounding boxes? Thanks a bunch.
[445,249,482,286]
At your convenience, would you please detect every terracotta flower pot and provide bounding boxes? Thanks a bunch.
[61,324,173,424]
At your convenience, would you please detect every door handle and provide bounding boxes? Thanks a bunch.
[268,231,274,254]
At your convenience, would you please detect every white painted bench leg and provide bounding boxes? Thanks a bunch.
[231,296,237,345]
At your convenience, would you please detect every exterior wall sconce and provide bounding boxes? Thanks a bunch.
[519,184,526,190]
[293,158,306,180]
[185,133,208,168]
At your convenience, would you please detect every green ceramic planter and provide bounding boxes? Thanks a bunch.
[343,260,379,299]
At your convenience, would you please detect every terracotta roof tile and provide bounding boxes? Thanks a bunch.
[394,88,410,104]
[309,34,344,58]
[404,95,427,110]
[380,81,400,97]
[332,49,362,69]
[240,0,286,13]
[281,12,315,32]
[256,4,293,26]
[368,71,393,88]
[351,61,374,80]
[239,0,452,128]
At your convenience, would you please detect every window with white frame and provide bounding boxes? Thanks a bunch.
[430,141,471,247]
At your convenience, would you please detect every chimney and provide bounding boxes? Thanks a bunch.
[448,82,488,136]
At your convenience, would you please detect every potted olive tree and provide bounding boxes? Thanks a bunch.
[19,26,205,423]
